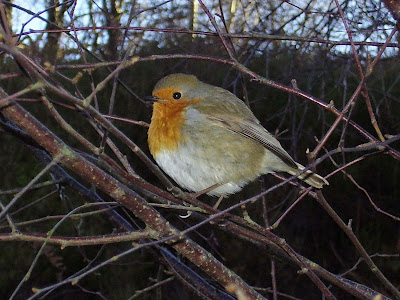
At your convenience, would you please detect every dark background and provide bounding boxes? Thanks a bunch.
[0,0,399,299]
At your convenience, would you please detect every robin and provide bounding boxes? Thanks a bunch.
[148,73,328,197]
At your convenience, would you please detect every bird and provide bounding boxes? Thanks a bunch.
[148,73,328,197]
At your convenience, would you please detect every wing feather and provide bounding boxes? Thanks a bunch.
[207,116,298,169]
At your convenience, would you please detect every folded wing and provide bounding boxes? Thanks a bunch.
[207,115,298,169]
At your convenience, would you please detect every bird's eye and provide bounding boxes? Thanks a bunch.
[172,92,181,100]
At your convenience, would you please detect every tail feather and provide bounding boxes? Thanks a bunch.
[286,163,329,189]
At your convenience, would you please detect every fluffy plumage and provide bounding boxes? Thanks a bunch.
[148,73,328,196]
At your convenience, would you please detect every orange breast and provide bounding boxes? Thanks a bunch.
[148,101,188,156]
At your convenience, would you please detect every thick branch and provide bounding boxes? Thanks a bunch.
[0,90,264,299]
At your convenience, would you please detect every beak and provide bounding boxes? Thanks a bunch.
[144,96,159,104]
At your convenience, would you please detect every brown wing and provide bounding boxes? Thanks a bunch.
[207,116,298,169]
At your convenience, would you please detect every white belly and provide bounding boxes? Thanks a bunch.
[154,146,245,197]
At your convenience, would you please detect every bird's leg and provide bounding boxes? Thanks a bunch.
[189,182,228,210]
[179,184,224,218]
[189,182,223,198]
[213,195,224,209]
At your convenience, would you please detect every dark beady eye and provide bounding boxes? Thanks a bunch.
[172,92,181,99]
